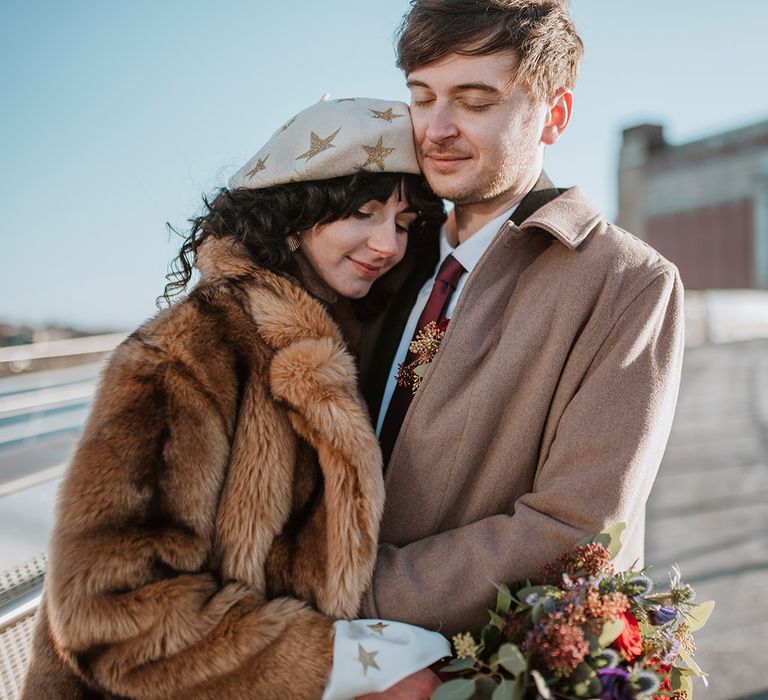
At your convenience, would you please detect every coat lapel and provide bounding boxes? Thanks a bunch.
[382,173,588,499]
[511,171,562,225]
[358,172,565,426]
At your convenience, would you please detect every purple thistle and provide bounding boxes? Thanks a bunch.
[656,624,682,665]
[598,668,634,700]
[650,606,677,626]
[662,638,682,666]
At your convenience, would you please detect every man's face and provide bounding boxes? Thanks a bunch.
[407,52,548,206]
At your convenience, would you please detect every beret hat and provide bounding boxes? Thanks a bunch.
[230,96,421,190]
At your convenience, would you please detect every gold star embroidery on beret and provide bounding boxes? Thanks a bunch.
[369,107,405,122]
[245,154,269,178]
[362,136,396,171]
[296,127,342,161]
[280,116,297,132]
[367,622,389,636]
[354,644,380,675]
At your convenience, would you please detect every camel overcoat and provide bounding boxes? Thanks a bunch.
[355,175,685,637]
[22,238,385,699]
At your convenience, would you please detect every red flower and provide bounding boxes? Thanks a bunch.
[436,317,450,332]
[651,662,671,700]
[612,610,642,661]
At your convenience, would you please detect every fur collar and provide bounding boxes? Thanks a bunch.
[195,236,344,350]
[196,235,383,619]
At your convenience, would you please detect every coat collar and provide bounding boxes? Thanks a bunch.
[195,236,345,349]
[511,172,602,250]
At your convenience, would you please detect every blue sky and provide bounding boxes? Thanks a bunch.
[2,1,767,330]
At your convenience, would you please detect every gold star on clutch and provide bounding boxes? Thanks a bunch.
[369,107,405,122]
[362,137,396,171]
[354,644,380,676]
[296,127,342,161]
[367,622,389,636]
[280,116,297,132]
[245,154,269,178]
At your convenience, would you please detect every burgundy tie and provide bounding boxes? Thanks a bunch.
[379,254,466,465]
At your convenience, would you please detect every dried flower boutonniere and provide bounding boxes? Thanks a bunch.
[395,317,450,395]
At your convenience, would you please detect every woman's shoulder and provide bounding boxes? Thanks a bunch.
[108,281,263,380]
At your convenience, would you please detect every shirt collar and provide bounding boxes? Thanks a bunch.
[439,203,518,273]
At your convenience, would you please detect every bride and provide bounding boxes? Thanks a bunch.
[22,96,448,700]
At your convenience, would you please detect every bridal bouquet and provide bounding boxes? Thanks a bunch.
[434,524,713,700]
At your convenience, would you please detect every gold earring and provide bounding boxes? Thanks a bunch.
[285,232,301,253]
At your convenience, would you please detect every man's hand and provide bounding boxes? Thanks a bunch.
[355,668,442,699]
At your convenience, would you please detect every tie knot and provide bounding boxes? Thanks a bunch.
[435,254,465,289]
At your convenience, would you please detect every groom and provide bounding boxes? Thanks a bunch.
[352,0,683,693]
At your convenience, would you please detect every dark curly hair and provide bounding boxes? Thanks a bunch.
[161,171,445,305]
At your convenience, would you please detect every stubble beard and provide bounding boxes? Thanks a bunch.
[430,159,522,207]
[434,132,541,207]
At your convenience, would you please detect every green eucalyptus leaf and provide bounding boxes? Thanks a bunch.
[638,620,654,637]
[414,363,430,378]
[496,583,513,615]
[571,662,599,697]
[531,601,546,624]
[475,676,499,698]
[481,624,502,656]
[513,674,527,700]
[675,667,697,677]
[572,680,591,698]
[530,670,552,700]
[571,681,589,698]
[685,600,715,632]
[598,618,625,646]
[431,679,476,700]
[442,657,477,674]
[515,585,560,605]
[492,679,515,700]
[570,663,597,684]
[677,647,704,676]
[586,675,602,697]
[489,610,506,628]
[498,643,527,677]
[670,670,694,698]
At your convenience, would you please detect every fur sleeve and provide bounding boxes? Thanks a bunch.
[33,311,334,700]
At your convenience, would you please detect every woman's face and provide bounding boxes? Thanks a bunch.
[300,192,416,299]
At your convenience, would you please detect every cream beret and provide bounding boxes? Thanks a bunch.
[229,97,420,190]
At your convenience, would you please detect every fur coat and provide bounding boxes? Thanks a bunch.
[22,238,385,699]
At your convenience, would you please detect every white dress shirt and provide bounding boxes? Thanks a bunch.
[323,205,519,699]
[376,204,518,436]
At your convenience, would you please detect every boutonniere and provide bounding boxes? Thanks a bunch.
[395,317,450,395]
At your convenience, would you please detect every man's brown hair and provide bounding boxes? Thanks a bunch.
[395,0,584,102]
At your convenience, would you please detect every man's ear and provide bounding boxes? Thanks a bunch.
[541,90,573,145]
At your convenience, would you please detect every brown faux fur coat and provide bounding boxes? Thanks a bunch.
[22,238,385,699]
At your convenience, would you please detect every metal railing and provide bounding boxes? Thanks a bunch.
[0,333,126,374]
[0,586,43,634]
[0,555,46,700]
[0,335,122,698]
[0,336,120,490]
